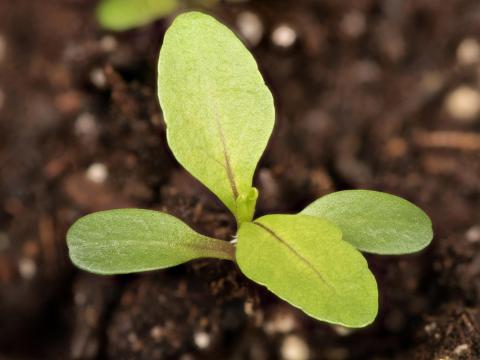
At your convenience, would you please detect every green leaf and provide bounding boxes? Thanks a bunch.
[158,12,275,225]
[236,214,378,327]
[67,209,234,275]
[96,0,179,31]
[301,190,433,255]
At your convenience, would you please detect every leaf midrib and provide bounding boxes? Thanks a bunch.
[209,85,239,201]
[71,236,234,260]
[252,221,336,292]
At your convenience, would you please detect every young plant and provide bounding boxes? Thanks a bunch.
[67,11,433,328]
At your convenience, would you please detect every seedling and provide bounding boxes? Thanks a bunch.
[67,12,433,328]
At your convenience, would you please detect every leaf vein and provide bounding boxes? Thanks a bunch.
[252,221,336,292]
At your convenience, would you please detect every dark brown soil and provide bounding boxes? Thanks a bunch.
[1,0,480,359]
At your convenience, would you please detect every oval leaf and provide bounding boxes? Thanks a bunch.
[67,209,234,274]
[96,0,179,31]
[236,214,378,327]
[158,12,275,224]
[301,190,433,254]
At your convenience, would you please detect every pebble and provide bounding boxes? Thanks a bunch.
[75,112,98,137]
[309,168,333,195]
[193,331,210,349]
[332,325,353,336]
[453,344,469,355]
[264,311,296,334]
[272,24,297,48]
[127,332,143,352]
[89,68,107,89]
[18,257,37,280]
[340,10,366,38]
[466,225,480,243]
[237,11,264,46]
[281,335,310,360]
[456,38,480,65]
[100,35,118,52]
[424,322,437,334]
[150,326,164,341]
[244,300,254,316]
[86,163,108,184]
[445,85,480,122]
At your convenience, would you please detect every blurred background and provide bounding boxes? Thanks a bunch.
[1,0,480,359]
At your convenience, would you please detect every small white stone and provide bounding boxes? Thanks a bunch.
[0,232,10,251]
[332,325,353,336]
[237,11,264,46]
[244,301,254,316]
[453,343,469,355]
[340,10,366,38]
[18,257,37,280]
[193,331,210,349]
[445,86,480,122]
[150,326,164,340]
[86,163,108,184]
[466,225,480,243]
[75,112,98,137]
[90,68,107,89]
[424,322,437,334]
[281,335,310,360]
[272,24,297,48]
[100,35,118,52]
[457,38,480,65]
[265,312,296,334]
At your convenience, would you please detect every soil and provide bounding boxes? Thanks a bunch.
[1,0,480,359]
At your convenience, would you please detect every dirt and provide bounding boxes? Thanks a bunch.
[1,0,480,359]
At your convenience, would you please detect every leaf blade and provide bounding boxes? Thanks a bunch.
[96,0,179,31]
[301,190,433,254]
[158,12,275,223]
[67,209,234,275]
[236,214,378,327]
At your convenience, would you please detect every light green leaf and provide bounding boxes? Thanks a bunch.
[236,214,378,327]
[301,190,433,255]
[67,209,234,275]
[96,0,179,31]
[158,12,275,225]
